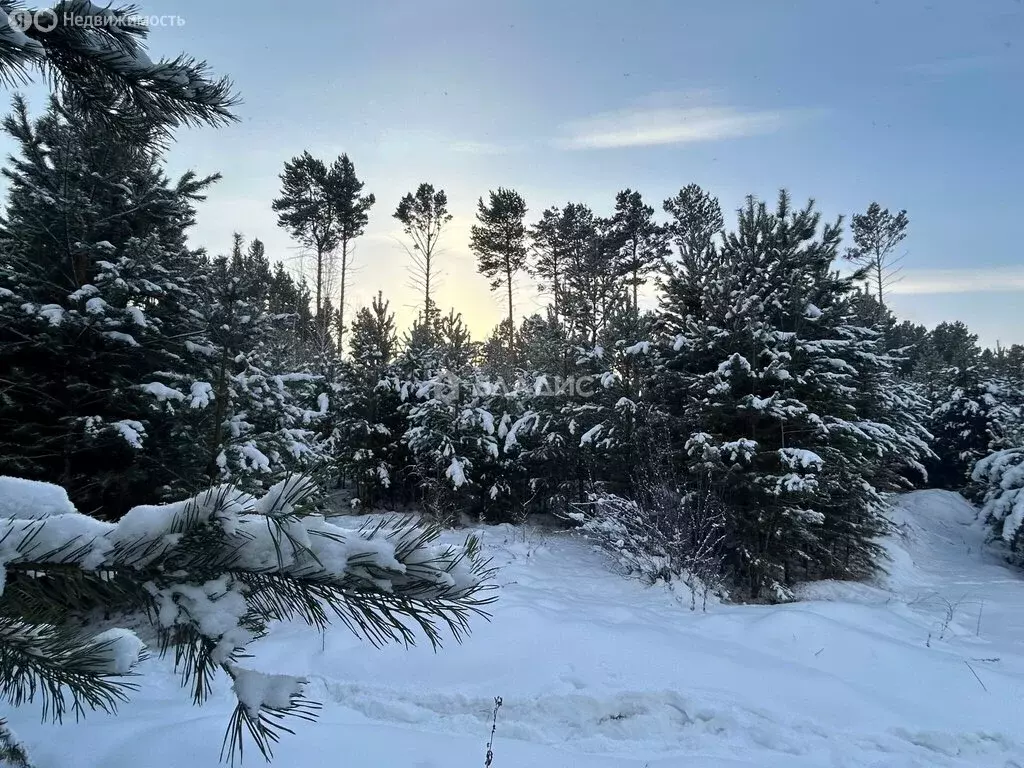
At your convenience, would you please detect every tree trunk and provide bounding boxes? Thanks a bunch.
[315,247,323,314]
[424,251,432,325]
[875,255,885,309]
[506,268,515,367]
[631,240,640,312]
[207,342,231,482]
[338,240,348,354]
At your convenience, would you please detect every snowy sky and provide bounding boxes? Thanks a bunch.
[5,0,1024,346]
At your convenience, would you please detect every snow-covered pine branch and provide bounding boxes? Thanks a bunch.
[0,475,495,763]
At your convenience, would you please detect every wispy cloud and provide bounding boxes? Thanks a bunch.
[889,266,1024,295]
[556,104,819,150]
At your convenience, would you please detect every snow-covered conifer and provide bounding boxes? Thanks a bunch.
[0,97,218,516]
[656,191,931,599]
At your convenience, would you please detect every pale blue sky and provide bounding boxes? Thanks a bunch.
[6,0,1024,345]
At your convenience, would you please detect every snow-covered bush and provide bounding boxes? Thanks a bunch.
[972,447,1024,564]
[0,475,494,762]
[566,484,726,610]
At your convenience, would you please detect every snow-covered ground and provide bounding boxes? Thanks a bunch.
[7,490,1024,767]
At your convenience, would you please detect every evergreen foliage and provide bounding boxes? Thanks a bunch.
[0,0,237,133]
[656,192,930,599]
[0,97,218,516]
[608,189,669,312]
[470,188,528,370]
[2,38,1021,756]
[0,99,329,517]
[0,475,494,763]
[973,447,1024,563]
[844,202,909,310]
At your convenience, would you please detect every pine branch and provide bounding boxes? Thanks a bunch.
[0,1,239,135]
[0,475,497,762]
[0,618,140,722]
[220,664,320,765]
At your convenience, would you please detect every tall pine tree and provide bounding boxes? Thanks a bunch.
[470,188,528,369]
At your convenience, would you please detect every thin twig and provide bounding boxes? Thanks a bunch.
[483,696,503,767]
[964,661,988,693]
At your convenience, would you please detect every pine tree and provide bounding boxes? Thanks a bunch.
[660,184,724,330]
[187,234,329,492]
[528,207,566,322]
[399,312,496,522]
[272,152,339,337]
[845,202,909,310]
[265,263,318,367]
[973,445,1024,564]
[328,155,375,353]
[0,96,219,516]
[608,189,669,312]
[394,183,452,329]
[350,292,398,374]
[657,191,929,599]
[470,188,528,367]
[517,311,568,375]
[557,203,623,346]
[480,319,518,379]
[928,368,1010,489]
[340,292,405,505]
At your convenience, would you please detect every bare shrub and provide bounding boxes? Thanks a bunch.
[566,478,726,610]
